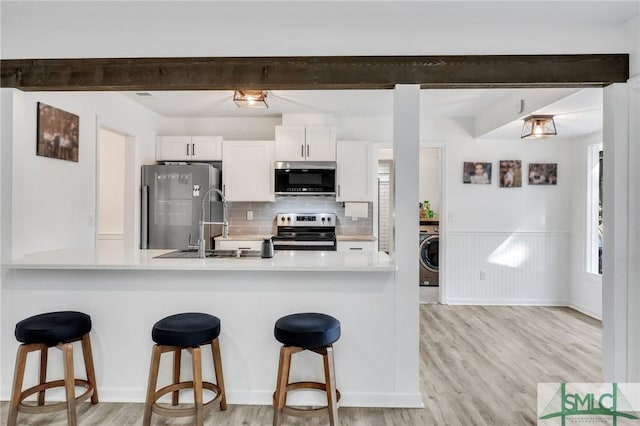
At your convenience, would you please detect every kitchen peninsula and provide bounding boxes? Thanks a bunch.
[1,245,418,408]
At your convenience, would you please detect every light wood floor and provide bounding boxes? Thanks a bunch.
[1,305,601,425]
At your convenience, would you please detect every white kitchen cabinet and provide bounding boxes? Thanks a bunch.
[215,239,262,251]
[275,126,336,161]
[222,140,275,202]
[336,141,373,202]
[337,241,377,252]
[156,136,223,161]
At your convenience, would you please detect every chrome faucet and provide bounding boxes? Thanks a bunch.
[198,188,229,258]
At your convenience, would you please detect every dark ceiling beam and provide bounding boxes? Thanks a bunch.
[0,54,629,91]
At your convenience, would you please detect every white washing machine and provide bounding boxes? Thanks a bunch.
[419,224,439,286]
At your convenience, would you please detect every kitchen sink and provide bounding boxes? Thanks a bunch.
[154,249,262,259]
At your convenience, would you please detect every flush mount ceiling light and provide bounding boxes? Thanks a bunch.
[521,115,557,139]
[233,90,268,109]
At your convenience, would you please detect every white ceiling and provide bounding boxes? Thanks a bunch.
[121,87,602,140]
[116,0,626,140]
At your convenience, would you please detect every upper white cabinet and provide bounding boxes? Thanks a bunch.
[222,140,275,202]
[275,126,336,162]
[156,136,223,161]
[336,141,373,202]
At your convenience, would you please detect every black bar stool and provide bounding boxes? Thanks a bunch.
[143,312,227,426]
[8,311,99,426]
[272,312,341,426]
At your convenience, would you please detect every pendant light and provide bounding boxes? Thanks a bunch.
[521,115,557,139]
[233,90,268,109]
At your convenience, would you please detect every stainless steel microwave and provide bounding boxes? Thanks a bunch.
[274,161,336,195]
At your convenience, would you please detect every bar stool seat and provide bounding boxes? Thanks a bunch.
[273,312,341,426]
[8,311,99,426]
[143,312,227,426]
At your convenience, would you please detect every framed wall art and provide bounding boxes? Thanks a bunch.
[463,162,492,184]
[499,160,522,188]
[36,102,79,162]
[528,163,558,185]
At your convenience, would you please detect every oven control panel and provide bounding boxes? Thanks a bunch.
[277,213,336,227]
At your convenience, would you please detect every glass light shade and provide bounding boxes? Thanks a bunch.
[233,90,268,109]
[521,115,557,139]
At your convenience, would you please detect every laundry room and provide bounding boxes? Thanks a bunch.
[419,147,442,303]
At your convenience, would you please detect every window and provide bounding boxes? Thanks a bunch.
[587,143,603,275]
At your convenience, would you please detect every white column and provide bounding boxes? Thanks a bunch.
[626,76,640,382]
[602,83,629,381]
[392,84,421,404]
[0,89,14,263]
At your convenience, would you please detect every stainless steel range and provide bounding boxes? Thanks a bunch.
[272,213,337,251]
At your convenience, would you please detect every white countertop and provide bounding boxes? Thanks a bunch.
[4,243,395,272]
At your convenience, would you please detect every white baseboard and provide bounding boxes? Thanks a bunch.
[98,233,124,240]
[568,302,602,320]
[446,298,569,306]
[1,387,424,409]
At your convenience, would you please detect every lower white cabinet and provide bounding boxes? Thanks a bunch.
[215,239,262,251]
[222,140,275,202]
[337,241,377,252]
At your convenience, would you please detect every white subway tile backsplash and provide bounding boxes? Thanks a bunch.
[227,198,373,236]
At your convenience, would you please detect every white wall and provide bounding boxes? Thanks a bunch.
[444,125,575,304]
[8,92,160,258]
[0,2,634,60]
[98,129,126,238]
[420,148,441,215]
[157,117,280,140]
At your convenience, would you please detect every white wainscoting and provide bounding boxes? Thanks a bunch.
[445,231,570,305]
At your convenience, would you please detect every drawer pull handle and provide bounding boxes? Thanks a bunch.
[350,247,364,251]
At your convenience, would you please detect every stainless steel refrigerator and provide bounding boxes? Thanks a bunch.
[141,163,222,250]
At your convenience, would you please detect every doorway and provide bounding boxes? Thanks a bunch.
[419,147,442,304]
[96,127,135,249]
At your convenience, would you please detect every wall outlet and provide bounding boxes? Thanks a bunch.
[247,211,253,221]
[480,270,486,280]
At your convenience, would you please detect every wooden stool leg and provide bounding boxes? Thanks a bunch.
[61,342,78,426]
[81,333,99,404]
[323,345,339,426]
[38,345,48,406]
[143,345,162,426]
[8,344,30,426]
[172,348,182,406]
[191,347,204,426]
[211,337,227,410]
[273,346,294,426]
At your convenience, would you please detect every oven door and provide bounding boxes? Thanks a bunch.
[274,162,336,195]
[272,235,337,251]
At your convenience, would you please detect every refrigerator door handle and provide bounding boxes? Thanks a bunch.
[141,185,149,249]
